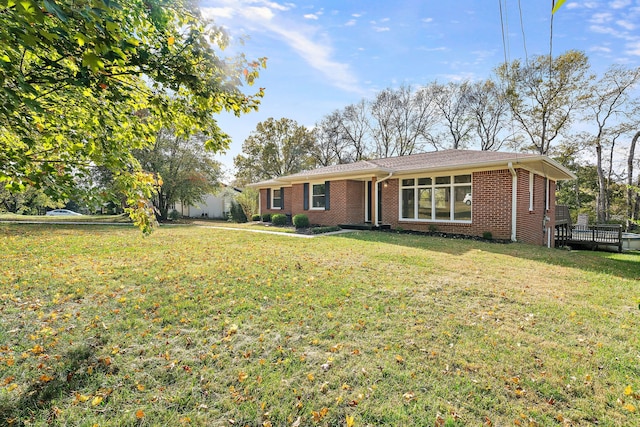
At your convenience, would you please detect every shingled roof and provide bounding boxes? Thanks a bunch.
[249,149,575,187]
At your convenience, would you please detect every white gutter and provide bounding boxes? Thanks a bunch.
[508,162,517,242]
[374,172,394,227]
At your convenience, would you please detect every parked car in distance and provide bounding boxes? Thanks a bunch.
[46,209,83,216]
[463,193,472,205]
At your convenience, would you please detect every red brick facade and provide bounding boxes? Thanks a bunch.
[259,168,558,246]
[515,171,556,247]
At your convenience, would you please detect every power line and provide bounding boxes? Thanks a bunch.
[517,0,529,65]
[550,0,555,69]
[498,0,509,66]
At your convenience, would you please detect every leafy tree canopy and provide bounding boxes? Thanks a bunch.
[0,0,265,232]
[234,118,316,185]
[134,128,222,221]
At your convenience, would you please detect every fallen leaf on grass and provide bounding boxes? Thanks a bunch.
[135,409,144,419]
[311,407,328,422]
[346,415,355,427]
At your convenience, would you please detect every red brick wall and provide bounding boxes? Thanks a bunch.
[383,170,514,240]
[258,170,557,247]
[262,180,365,225]
[515,171,556,247]
[260,186,292,216]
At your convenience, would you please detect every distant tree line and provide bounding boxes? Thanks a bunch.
[235,50,640,229]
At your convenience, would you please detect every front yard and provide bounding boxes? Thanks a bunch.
[0,224,638,426]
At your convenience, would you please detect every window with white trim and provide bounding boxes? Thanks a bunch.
[400,174,472,222]
[311,183,326,209]
[529,172,534,211]
[271,188,282,209]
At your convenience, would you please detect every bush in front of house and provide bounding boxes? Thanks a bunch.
[228,201,247,223]
[261,213,271,222]
[311,225,341,234]
[271,213,287,226]
[292,214,309,229]
[251,214,260,221]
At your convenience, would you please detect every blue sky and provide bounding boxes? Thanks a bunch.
[199,0,640,178]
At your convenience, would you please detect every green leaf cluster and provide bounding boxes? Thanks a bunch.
[0,0,266,230]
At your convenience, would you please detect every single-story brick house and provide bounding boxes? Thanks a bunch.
[248,150,576,247]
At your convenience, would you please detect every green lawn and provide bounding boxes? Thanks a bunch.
[0,224,638,426]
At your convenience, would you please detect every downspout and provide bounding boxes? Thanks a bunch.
[374,172,394,227]
[508,162,517,242]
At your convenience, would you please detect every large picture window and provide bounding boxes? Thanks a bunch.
[400,174,472,222]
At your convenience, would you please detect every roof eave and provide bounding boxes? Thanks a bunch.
[277,167,394,184]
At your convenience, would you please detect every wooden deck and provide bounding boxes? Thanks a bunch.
[554,205,622,252]
[555,224,623,252]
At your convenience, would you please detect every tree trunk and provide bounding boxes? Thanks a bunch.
[595,143,608,223]
[628,131,640,230]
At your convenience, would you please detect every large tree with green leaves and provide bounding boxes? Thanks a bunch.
[0,0,265,231]
[0,184,63,214]
[234,118,316,185]
[496,50,592,155]
[134,128,222,221]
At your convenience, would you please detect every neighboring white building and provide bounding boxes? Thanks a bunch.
[175,186,241,219]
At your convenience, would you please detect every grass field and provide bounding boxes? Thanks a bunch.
[0,224,638,426]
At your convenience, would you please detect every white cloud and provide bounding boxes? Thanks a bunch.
[246,6,275,20]
[201,0,362,94]
[304,13,319,20]
[345,19,357,26]
[609,0,631,9]
[441,72,477,82]
[267,1,293,12]
[471,50,496,63]
[626,41,640,55]
[590,45,612,53]
[201,7,234,18]
[418,46,447,52]
[566,1,599,9]
[422,17,434,23]
[617,19,636,30]
[590,12,614,24]
[590,23,638,40]
[373,27,390,32]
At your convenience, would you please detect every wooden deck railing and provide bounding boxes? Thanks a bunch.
[555,223,623,252]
